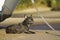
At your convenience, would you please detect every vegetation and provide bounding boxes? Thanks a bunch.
[15,0,47,10]
[15,0,60,10]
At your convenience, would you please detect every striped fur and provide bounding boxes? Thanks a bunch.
[6,15,35,34]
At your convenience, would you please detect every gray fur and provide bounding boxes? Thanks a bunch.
[6,15,35,34]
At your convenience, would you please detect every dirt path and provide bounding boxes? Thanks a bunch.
[0,29,60,40]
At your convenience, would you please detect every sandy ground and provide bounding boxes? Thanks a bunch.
[0,29,60,40]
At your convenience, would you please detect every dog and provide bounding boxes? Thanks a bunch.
[6,15,35,34]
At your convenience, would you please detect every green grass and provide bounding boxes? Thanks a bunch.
[15,0,60,10]
[15,0,47,10]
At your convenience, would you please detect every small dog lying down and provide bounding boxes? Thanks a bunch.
[6,15,35,34]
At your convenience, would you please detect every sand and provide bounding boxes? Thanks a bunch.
[0,29,60,40]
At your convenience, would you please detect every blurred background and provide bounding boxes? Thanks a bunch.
[14,0,60,11]
[0,0,60,30]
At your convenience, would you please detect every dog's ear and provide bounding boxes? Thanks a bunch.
[24,14,33,18]
[30,15,32,17]
[27,15,32,17]
[24,14,28,18]
[30,15,33,18]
